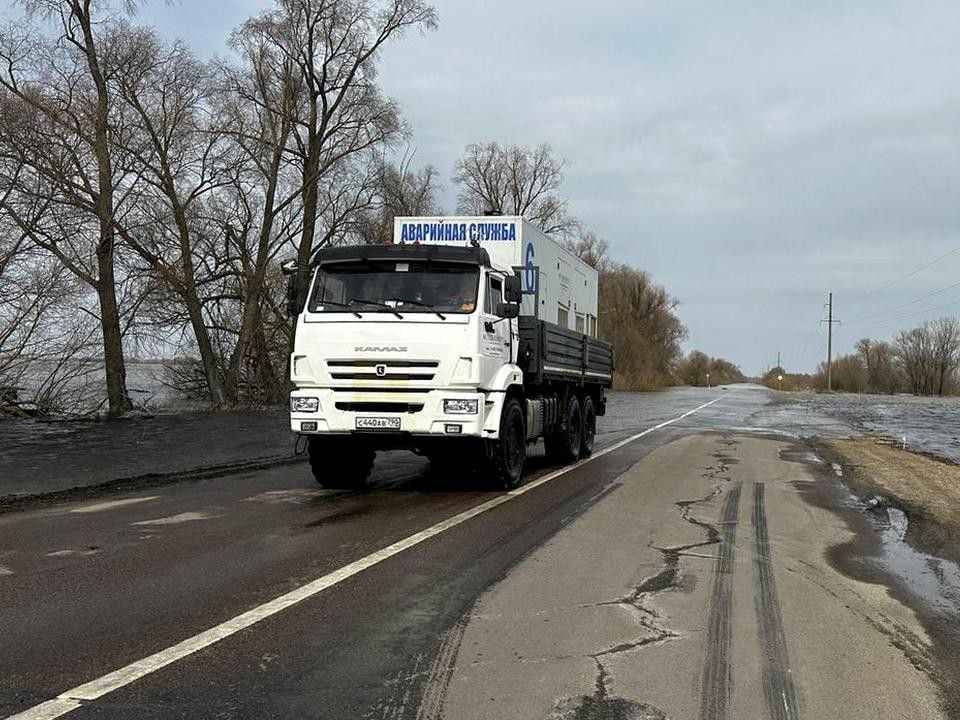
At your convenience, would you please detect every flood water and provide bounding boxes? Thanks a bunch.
[785,393,960,464]
[856,496,960,618]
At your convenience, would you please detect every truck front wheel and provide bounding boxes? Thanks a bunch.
[485,398,526,490]
[307,436,374,489]
[544,395,583,465]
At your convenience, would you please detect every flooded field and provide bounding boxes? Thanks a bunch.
[780,392,960,465]
[8,360,198,415]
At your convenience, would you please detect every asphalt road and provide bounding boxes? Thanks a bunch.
[0,386,954,719]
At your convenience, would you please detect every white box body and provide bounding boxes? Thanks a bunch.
[393,215,599,335]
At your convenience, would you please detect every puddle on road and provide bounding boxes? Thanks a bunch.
[788,444,960,619]
[863,500,960,617]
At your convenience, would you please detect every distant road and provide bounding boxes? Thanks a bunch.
[0,386,954,719]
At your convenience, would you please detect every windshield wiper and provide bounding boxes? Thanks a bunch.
[386,297,447,320]
[316,300,362,318]
[348,298,404,319]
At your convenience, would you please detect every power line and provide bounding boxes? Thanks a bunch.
[854,297,960,327]
[790,326,820,367]
[846,279,960,324]
[838,243,960,307]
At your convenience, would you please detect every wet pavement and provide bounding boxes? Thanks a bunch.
[0,411,293,498]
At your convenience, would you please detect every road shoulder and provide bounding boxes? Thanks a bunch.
[822,436,960,562]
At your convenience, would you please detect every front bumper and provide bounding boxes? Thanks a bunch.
[290,388,494,438]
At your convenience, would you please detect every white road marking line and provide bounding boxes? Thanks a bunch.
[0,565,13,576]
[69,497,160,514]
[130,511,215,526]
[6,394,725,720]
[508,395,725,496]
[46,549,98,558]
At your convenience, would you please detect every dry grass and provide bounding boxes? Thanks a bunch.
[824,437,960,558]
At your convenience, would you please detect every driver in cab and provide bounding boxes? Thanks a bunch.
[452,274,476,313]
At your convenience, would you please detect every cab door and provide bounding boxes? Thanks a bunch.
[479,274,510,384]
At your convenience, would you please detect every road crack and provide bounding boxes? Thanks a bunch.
[584,451,742,711]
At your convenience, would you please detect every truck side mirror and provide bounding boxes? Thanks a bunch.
[496,302,519,319]
[504,275,522,303]
[286,273,300,317]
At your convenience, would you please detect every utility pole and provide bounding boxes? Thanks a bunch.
[777,351,781,370]
[821,293,840,392]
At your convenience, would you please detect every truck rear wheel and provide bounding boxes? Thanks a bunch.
[485,398,526,490]
[308,437,374,489]
[580,395,596,458]
[544,395,583,465]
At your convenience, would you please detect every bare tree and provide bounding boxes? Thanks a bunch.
[816,354,867,393]
[240,0,437,310]
[202,0,435,402]
[855,337,900,394]
[214,22,303,403]
[0,222,101,415]
[452,142,578,236]
[895,324,937,395]
[0,1,136,414]
[109,29,233,404]
[679,350,710,387]
[565,229,609,270]
[599,262,687,389]
[931,317,960,396]
[355,149,442,244]
[678,352,744,387]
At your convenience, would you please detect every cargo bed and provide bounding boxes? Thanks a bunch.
[517,316,613,387]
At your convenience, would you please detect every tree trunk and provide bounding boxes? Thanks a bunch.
[78,0,131,415]
[224,140,286,404]
[96,248,131,415]
[185,296,225,406]
[172,196,226,406]
[295,121,321,318]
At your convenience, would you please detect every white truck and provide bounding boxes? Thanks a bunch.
[285,216,614,489]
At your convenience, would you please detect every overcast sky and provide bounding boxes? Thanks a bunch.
[127,1,960,373]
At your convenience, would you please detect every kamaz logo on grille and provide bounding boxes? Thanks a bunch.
[375,364,387,377]
[354,346,407,352]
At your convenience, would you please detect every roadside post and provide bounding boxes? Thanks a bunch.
[778,374,783,391]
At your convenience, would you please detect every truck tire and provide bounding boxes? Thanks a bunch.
[580,395,596,458]
[544,395,583,465]
[485,398,526,490]
[308,437,374,489]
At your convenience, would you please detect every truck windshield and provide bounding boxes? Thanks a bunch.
[309,261,479,315]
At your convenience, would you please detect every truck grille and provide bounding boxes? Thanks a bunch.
[326,359,439,382]
[334,402,424,414]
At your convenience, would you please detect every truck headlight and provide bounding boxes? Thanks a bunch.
[291,396,319,413]
[443,399,478,414]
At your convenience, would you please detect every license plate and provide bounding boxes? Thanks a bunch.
[355,416,401,430]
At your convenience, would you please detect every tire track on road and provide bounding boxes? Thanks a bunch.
[752,482,801,720]
[699,481,742,720]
